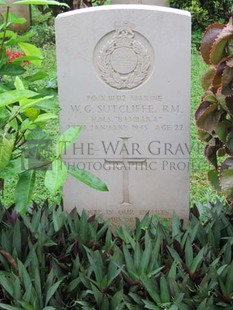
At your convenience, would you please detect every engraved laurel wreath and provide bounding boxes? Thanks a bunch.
[97,23,151,90]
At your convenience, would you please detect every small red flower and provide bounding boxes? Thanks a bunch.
[6,50,30,65]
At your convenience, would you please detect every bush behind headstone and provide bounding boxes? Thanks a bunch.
[170,0,233,31]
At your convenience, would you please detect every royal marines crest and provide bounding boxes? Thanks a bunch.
[94,23,153,90]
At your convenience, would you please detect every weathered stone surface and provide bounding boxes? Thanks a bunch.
[56,5,191,225]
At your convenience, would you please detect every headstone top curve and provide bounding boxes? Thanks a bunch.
[55,5,191,21]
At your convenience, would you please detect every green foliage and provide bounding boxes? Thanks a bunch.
[170,0,233,31]
[0,202,233,308]
[192,29,203,49]
[34,0,107,17]
[29,23,55,47]
[29,6,55,47]
[195,19,233,203]
[0,2,108,214]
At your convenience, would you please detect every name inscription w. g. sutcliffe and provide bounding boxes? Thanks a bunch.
[68,92,183,131]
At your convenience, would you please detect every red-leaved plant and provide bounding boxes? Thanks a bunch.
[195,18,233,202]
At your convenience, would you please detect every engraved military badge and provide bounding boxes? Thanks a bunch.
[94,23,153,90]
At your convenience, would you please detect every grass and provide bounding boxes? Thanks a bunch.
[1,7,225,207]
[190,51,211,204]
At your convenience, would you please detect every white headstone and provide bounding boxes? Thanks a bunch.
[56,5,191,225]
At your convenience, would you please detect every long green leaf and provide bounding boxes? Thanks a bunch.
[111,290,123,308]
[167,246,183,266]
[0,304,22,310]
[14,76,25,91]
[185,237,193,269]
[45,280,63,306]
[0,64,26,76]
[123,243,135,276]
[0,89,37,107]
[90,283,102,305]
[19,95,53,110]
[13,0,69,6]
[13,276,21,303]
[0,136,14,171]
[52,206,64,232]
[18,42,42,67]
[94,252,105,286]
[141,232,152,274]
[33,112,57,123]
[134,242,141,271]
[45,159,67,193]
[0,157,23,178]
[107,260,123,287]
[122,224,136,248]
[34,266,42,308]
[160,275,170,303]
[143,300,160,310]
[15,170,35,214]
[226,262,233,294]
[7,13,26,25]
[24,70,48,82]
[141,276,161,304]
[18,301,34,310]
[13,222,21,257]
[168,261,177,281]
[101,295,109,309]
[80,210,88,243]
[190,248,204,274]
[0,275,14,297]
[57,126,82,156]
[17,259,32,290]
[68,165,108,191]
[128,292,144,306]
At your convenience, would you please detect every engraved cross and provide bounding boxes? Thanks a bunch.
[104,137,146,207]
